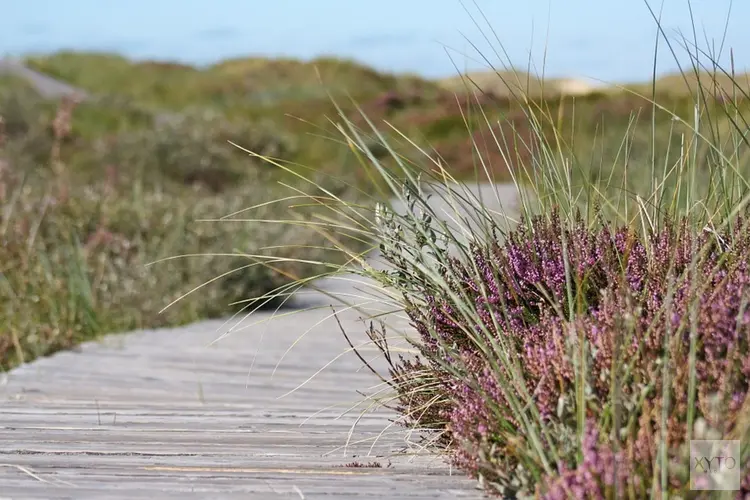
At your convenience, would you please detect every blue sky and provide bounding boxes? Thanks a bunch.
[1,1,747,82]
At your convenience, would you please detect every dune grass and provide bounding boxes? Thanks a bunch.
[0,72,365,371]
[220,5,750,498]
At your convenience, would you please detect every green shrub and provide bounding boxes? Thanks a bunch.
[101,110,295,191]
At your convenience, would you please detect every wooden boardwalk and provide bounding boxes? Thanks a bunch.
[0,57,89,100]
[0,183,519,499]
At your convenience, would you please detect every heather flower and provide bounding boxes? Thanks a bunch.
[385,208,750,496]
[541,422,640,500]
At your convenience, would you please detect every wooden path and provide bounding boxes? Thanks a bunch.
[0,57,89,100]
[0,303,477,499]
[0,177,519,498]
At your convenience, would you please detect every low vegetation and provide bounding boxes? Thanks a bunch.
[243,23,750,500]
[18,50,717,182]
[0,72,358,371]
[5,28,750,496]
[3,49,716,373]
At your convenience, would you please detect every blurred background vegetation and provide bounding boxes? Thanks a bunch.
[2,50,747,371]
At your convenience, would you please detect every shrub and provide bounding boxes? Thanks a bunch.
[379,206,750,496]
[101,110,295,191]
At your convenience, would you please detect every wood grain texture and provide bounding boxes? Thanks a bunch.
[1,183,519,499]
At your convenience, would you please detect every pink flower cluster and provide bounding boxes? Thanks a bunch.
[392,209,750,496]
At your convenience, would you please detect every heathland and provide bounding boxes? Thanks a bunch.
[3,46,750,497]
[0,50,742,371]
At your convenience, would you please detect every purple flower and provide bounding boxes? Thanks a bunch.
[386,208,750,495]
